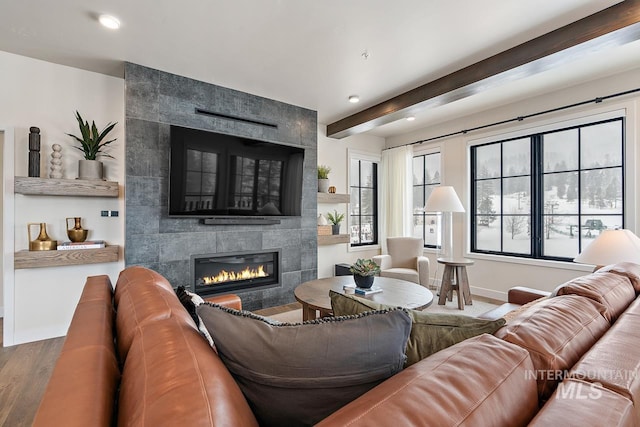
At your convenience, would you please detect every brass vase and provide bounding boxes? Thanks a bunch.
[66,217,88,242]
[28,223,57,251]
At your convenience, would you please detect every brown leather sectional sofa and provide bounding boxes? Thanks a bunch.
[33,263,640,426]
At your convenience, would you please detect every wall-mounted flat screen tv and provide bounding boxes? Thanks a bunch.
[169,125,304,217]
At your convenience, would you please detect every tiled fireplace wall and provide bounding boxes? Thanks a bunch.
[124,63,318,310]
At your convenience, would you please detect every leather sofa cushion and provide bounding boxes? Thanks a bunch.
[568,313,640,405]
[118,316,258,427]
[494,295,610,401]
[317,334,538,427]
[330,290,505,366]
[555,272,635,322]
[114,265,176,307]
[597,262,640,293]
[114,267,197,362]
[529,379,637,427]
[623,297,640,317]
[197,303,411,427]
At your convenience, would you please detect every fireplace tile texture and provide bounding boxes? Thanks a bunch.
[125,62,318,311]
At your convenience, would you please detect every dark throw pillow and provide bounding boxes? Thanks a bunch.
[175,286,214,348]
[196,303,411,427]
[330,290,505,366]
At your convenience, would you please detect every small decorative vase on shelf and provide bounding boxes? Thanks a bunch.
[78,159,104,180]
[66,217,88,242]
[28,223,57,251]
[318,178,329,193]
[353,274,374,289]
[331,224,340,235]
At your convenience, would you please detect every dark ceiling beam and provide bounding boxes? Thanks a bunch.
[327,0,640,139]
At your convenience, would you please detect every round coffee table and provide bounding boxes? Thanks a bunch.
[294,276,434,321]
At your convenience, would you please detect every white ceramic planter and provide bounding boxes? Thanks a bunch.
[78,159,104,180]
[318,178,330,193]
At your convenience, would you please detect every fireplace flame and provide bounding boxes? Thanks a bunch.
[203,265,268,284]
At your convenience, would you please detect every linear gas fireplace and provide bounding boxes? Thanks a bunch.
[191,249,281,296]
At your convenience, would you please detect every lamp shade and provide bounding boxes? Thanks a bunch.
[425,186,465,213]
[574,229,640,266]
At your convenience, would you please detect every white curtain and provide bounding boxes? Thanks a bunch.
[380,145,413,250]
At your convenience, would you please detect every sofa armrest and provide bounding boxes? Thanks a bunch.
[508,286,550,305]
[417,256,430,287]
[372,254,392,270]
[34,275,120,427]
[204,294,242,311]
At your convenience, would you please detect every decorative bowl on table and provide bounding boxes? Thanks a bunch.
[353,274,375,289]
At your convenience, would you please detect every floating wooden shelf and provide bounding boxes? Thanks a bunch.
[14,245,119,269]
[318,234,350,245]
[317,193,350,203]
[15,177,119,197]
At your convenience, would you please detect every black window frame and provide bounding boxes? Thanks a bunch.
[350,159,379,247]
[470,117,625,262]
[413,152,441,248]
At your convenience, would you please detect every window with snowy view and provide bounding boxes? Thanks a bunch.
[471,117,624,261]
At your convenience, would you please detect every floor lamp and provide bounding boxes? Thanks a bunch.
[574,229,640,271]
[424,186,465,260]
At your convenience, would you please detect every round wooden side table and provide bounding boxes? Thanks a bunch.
[437,258,474,310]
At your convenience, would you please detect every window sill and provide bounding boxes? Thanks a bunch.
[464,251,595,272]
[349,244,381,253]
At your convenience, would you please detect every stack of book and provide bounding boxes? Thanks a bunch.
[57,240,106,250]
[355,286,383,296]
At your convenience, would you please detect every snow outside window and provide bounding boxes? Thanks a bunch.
[471,117,624,261]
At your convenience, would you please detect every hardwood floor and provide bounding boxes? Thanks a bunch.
[253,301,301,317]
[0,318,65,426]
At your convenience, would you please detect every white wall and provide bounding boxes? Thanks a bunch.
[386,67,640,300]
[0,131,3,317]
[1,51,125,345]
[317,125,386,278]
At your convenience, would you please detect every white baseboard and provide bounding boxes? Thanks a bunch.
[470,285,507,302]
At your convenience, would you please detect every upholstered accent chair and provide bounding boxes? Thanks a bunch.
[373,237,430,288]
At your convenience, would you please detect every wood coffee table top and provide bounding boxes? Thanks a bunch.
[294,276,434,320]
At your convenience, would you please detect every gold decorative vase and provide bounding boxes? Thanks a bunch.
[28,223,57,251]
[66,217,88,242]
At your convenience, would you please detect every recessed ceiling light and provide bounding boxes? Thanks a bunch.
[99,14,121,30]
[406,116,416,121]
[348,95,360,103]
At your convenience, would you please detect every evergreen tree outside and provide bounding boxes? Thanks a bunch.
[566,173,578,202]
[477,167,498,226]
[605,175,620,208]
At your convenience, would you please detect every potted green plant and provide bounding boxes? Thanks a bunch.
[317,164,331,193]
[349,258,381,288]
[67,111,117,180]
[326,210,345,235]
